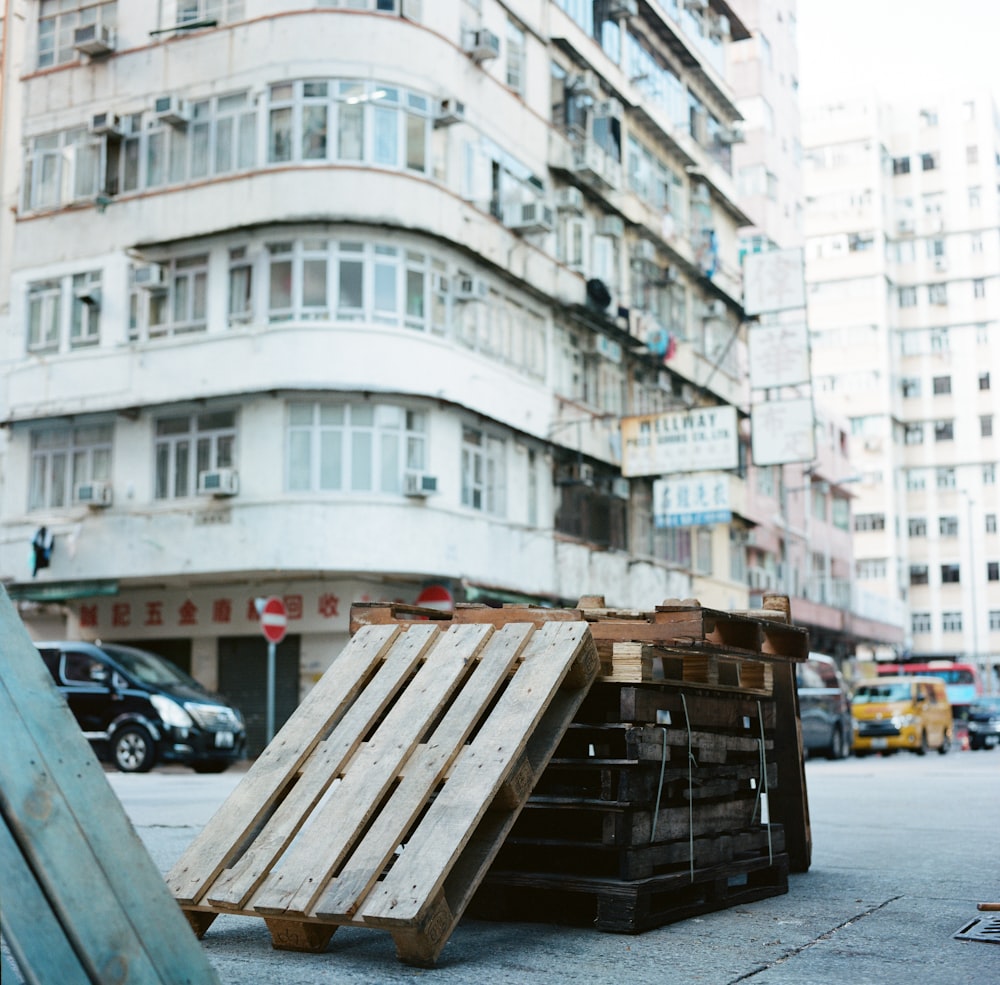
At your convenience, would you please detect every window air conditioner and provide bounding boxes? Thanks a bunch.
[593,98,624,121]
[90,112,122,137]
[75,481,112,507]
[716,123,745,145]
[692,181,711,204]
[154,95,189,126]
[74,283,102,307]
[567,70,599,100]
[505,201,555,234]
[73,23,116,56]
[597,215,625,238]
[611,476,630,499]
[465,28,500,62]
[404,473,438,498]
[555,186,585,214]
[434,98,466,128]
[133,263,166,289]
[454,276,488,301]
[197,468,239,497]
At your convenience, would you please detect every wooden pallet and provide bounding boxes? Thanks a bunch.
[0,589,220,985]
[167,619,598,966]
[472,851,790,933]
[605,640,773,692]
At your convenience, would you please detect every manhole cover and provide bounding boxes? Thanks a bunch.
[954,915,1000,944]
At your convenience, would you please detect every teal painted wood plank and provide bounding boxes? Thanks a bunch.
[0,817,93,985]
[0,588,220,985]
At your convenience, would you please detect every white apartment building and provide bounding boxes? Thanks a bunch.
[803,92,1000,685]
[0,1,761,750]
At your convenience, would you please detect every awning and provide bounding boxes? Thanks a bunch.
[3,580,120,603]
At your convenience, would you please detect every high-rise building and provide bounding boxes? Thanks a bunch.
[803,92,1000,686]
[0,1,765,750]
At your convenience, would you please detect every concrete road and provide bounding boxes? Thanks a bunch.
[7,751,999,984]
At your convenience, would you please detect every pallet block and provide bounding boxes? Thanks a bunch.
[0,588,220,985]
[167,619,598,966]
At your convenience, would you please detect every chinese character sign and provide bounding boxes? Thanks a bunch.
[621,406,739,478]
[652,474,732,528]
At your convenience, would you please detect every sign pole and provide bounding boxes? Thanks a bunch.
[266,640,276,745]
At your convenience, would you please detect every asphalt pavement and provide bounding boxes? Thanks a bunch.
[5,751,999,984]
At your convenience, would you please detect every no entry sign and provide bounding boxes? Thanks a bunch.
[258,596,288,644]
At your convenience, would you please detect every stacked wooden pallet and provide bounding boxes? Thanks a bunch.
[166,619,598,966]
[353,594,810,934]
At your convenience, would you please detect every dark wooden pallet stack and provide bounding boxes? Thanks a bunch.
[353,594,810,935]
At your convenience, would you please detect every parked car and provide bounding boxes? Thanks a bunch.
[795,653,853,759]
[965,696,1000,750]
[37,641,246,773]
[851,676,953,756]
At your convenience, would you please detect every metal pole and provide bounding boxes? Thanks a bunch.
[266,640,276,744]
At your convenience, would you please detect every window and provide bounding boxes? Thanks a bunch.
[831,497,850,531]
[942,611,963,632]
[920,152,939,171]
[901,377,920,398]
[928,283,948,305]
[130,256,208,340]
[904,423,924,445]
[892,156,910,175]
[909,564,929,586]
[969,186,981,208]
[934,420,954,442]
[27,280,61,352]
[286,402,425,494]
[906,469,927,490]
[228,247,253,325]
[973,279,986,299]
[29,423,112,510]
[989,562,1000,582]
[38,0,117,69]
[991,610,1000,631]
[855,513,885,532]
[980,372,992,391]
[693,528,713,575]
[23,128,103,211]
[967,145,979,165]
[856,559,887,579]
[940,563,960,584]
[154,411,236,499]
[461,426,505,515]
[932,375,951,395]
[898,286,917,308]
[506,20,526,95]
[70,272,102,347]
[939,515,958,537]
[985,464,997,485]
[908,517,927,537]
[982,415,993,438]
[912,612,932,633]
[177,1,244,25]
[987,514,997,534]
[936,467,956,489]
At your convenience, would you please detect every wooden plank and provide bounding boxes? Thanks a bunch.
[0,588,220,985]
[167,623,403,904]
[203,622,442,910]
[0,818,92,985]
[358,621,597,930]
[313,623,534,919]
[249,624,494,916]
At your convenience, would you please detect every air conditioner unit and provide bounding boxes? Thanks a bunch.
[74,283,102,307]
[404,472,438,498]
[572,142,615,189]
[197,468,239,497]
[505,200,555,234]
[133,263,166,289]
[434,98,466,128]
[567,70,600,100]
[454,275,488,301]
[153,95,189,126]
[692,181,711,204]
[933,256,948,272]
[465,27,500,62]
[597,215,625,238]
[73,23,116,56]
[593,98,624,121]
[704,298,726,319]
[75,480,112,507]
[611,476,630,499]
[716,123,745,145]
[555,186,585,214]
[90,112,122,137]
[864,437,883,453]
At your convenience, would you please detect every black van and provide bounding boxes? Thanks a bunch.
[37,640,247,774]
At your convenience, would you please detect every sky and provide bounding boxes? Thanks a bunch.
[795,0,1000,104]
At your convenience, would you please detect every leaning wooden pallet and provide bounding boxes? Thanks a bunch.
[167,619,598,966]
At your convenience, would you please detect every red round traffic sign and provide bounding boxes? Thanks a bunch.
[415,584,453,612]
[259,596,288,644]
